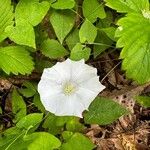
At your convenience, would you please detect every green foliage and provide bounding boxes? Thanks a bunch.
[79,19,97,43]
[24,132,61,150]
[15,0,50,26]
[12,89,26,123]
[0,0,14,42]
[61,132,95,150]
[19,81,37,98]
[42,114,76,135]
[51,0,75,9]
[41,39,68,58]
[16,113,43,130]
[84,97,128,125]
[135,96,150,107]
[105,0,149,13]
[5,19,36,48]
[50,10,75,43]
[0,46,34,75]
[66,28,80,50]
[116,12,150,84]
[83,0,106,22]
[1,0,149,149]
[70,43,91,61]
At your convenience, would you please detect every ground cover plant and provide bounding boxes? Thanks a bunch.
[0,0,150,149]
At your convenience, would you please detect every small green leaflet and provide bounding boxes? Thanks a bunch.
[79,19,97,43]
[84,97,128,125]
[0,46,34,75]
[0,0,14,42]
[41,39,68,58]
[70,43,91,61]
[51,0,75,9]
[104,0,149,13]
[50,10,75,44]
[5,19,36,48]
[12,89,26,123]
[15,0,50,26]
[83,0,106,23]
[116,13,150,84]
[61,133,95,150]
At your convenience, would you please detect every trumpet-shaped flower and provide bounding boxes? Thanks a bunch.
[38,59,105,117]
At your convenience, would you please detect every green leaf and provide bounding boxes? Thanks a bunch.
[33,94,45,112]
[70,43,91,61]
[15,0,50,26]
[84,97,128,125]
[51,0,75,9]
[135,96,150,107]
[16,113,43,130]
[83,0,106,23]
[5,19,36,48]
[66,118,84,132]
[41,39,68,58]
[79,19,97,43]
[101,27,116,41]
[104,0,149,13]
[94,30,113,57]
[0,127,27,150]
[66,28,80,50]
[0,107,2,114]
[50,10,75,43]
[61,133,95,150]
[12,89,26,123]
[0,46,34,75]
[19,81,37,98]
[116,13,150,84]
[25,132,61,150]
[42,114,73,135]
[0,0,14,42]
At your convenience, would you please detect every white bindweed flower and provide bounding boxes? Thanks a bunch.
[38,59,105,117]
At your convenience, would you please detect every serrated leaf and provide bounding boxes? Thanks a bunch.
[12,89,26,123]
[50,10,75,43]
[83,0,106,23]
[16,113,43,130]
[70,43,91,61]
[51,0,75,9]
[19,81,37,98]
[0,46,34,75]
[79,19,97,43]
[61,133,95,150]
[41,39,68,58]
[5,19,36,48]
[135,96,150,107]
[104,0,149,13]
[84,97,128,125]
[116,13,150,84]
[0,0,14,42]
[15,0,50,26]
[24,132,61,150]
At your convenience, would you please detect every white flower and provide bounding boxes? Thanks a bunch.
[38,59,105,117]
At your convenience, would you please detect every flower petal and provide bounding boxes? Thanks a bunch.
[78,76,105,93]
